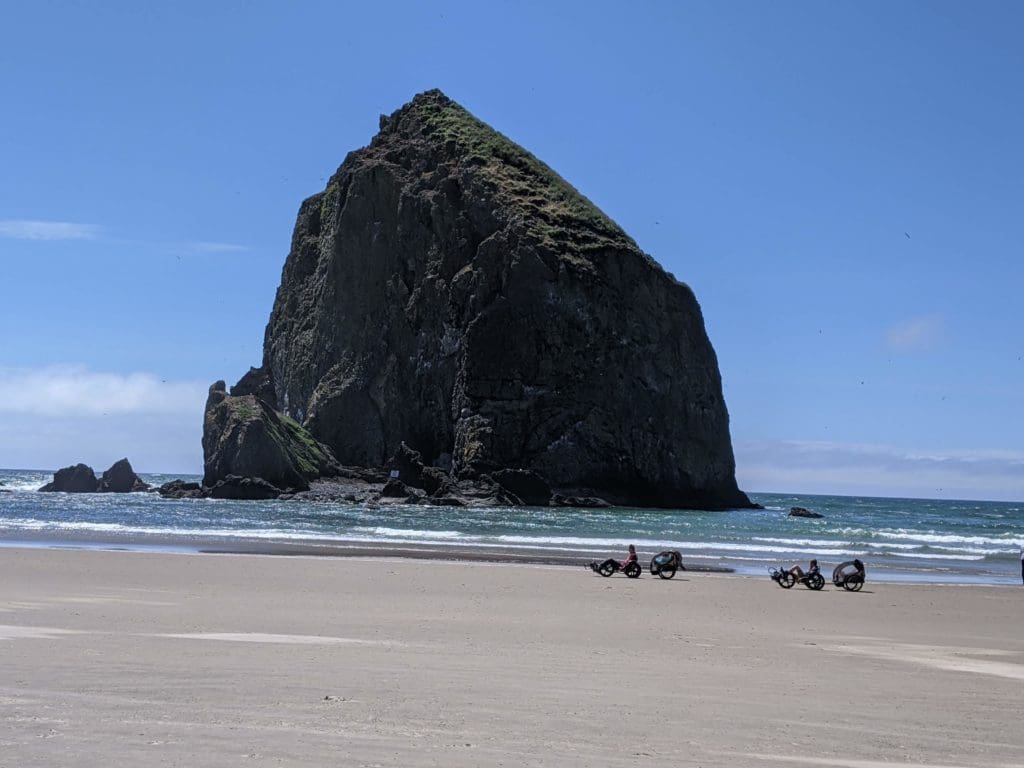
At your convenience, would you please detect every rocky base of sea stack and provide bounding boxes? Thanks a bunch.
[158,471,610,508]
[161,438,612,507]
[193,381,620,507]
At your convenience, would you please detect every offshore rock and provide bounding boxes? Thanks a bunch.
[97,458,151,493]
[245,89,752,510]
[551,493,611,509]
[202,381,339,492]
[789,506,824,519]
[158,479,204,499]
[208,475,284,500]
[39,463,98,493]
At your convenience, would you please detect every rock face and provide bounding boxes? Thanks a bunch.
[40,459,149,493]
[491,469,551,506]
[202,381,339,492]
[207,475,284,500]
[223,89,752,510]
[97,458,150,492]
[39,463,98,493]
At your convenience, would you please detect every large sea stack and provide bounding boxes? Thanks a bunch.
[210,89,753,509]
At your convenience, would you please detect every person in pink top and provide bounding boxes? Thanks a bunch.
[622,544,638,569]
[593,544,637,573]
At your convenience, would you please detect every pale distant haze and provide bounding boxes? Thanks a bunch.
[2,1,1021,501]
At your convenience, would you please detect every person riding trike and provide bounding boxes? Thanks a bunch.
[589,545,642,578]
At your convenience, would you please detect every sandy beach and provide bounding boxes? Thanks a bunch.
[0,547,1020,767]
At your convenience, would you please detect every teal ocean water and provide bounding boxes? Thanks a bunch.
[1,469,1020,584]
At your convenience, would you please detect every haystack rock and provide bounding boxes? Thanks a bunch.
[211,89,753,510]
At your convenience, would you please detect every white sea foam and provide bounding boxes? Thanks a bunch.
[493,534,863,556]
[835,527,1022,547]
[753,537,852,548]
[889,552,984,561]
[0,518,864,558]
[352,526,467,540]
[931,545,1006,556]
[0,515,891,560]
[875,530,1022,546]
[0,478,51,492]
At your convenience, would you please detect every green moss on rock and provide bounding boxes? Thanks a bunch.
[382,90,637,258]
[202,384,338,490]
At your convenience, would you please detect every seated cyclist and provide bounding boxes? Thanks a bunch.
[788,558,819,581]
[593,544,638,572]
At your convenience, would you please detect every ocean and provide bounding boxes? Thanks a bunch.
[1,468,1020,585]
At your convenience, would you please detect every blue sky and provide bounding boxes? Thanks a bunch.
[1,0,1021,500]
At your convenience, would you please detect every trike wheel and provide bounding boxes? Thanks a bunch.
[658,566,677,580]
[623,562,641,579]
[778,572,796,589]
[843,577,863,592]
[806,573,825,590]
[598,562,616,577]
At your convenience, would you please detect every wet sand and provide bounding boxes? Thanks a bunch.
[0,529,735,571]
[0,547,1020,767]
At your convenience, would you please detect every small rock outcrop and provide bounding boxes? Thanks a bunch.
[158,479,203,499]
[202,381,339,493]
[97,458,151,493]
[39,459,150,493]
[39,463,99,493]
[209,89,754,511]
[789,506,824,519]
[551,494,611,508]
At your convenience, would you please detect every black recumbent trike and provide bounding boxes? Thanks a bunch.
[589,558,642,578]
[769,565,825,590]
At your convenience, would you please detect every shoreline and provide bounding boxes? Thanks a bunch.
[3,474,1020,587]
[2,531,1020,586]
[0,530,732,572]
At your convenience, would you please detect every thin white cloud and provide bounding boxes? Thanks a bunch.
[186,241,249,253]
[0,366,207,417]
[736,439,1024,502]
[885,313,944,352]
[0,221,248,254]
[0,220,102,241]
[0,411,202,475]
[0,367,208,473]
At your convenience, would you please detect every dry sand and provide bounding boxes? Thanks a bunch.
[0,547,1020,767]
